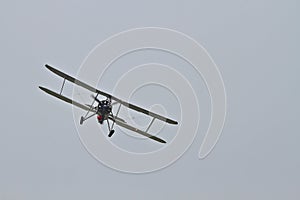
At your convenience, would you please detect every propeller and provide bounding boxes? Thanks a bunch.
[90,94,119,106]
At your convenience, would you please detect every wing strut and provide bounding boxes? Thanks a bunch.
[145,118,155,133]
[60,78,66,95]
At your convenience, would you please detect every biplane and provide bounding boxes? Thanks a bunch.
[39,64,178,144]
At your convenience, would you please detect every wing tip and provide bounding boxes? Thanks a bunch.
[39,86,47,92]
[44,64,56,73]
[44,63,51,69]
[150,136,167,144]
[166,119,178,125]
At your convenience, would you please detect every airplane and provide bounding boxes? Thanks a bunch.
[39,64,178,144]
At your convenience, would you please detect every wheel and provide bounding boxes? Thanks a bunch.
[108,130,115,137]
[80,116,84,125]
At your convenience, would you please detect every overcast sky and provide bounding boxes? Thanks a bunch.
[0,0,299,199]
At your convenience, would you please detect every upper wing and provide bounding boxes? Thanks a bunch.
[45,64,114,100]
[121,102,178,124]
[45,64,178,125]
[39,86,95,112]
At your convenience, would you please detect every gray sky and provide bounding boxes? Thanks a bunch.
[0,0,299,199]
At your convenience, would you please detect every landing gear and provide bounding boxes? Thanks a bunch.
[108,130,115,137]
[80,116,84,125]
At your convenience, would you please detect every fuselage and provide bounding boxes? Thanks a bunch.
[96,100,112,124]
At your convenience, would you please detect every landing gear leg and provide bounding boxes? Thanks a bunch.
[106,119,115,137]
[80,113,96,125]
